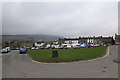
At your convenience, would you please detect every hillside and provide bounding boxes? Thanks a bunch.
[1,34,63,42]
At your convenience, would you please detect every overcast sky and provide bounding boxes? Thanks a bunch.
[2,2,118,37]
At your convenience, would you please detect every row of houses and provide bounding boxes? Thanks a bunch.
[34,34,120,48]
[58,36,114,45]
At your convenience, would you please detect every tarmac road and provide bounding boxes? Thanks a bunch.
[2,46,118,78]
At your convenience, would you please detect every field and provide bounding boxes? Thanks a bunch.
[28,46,108,63]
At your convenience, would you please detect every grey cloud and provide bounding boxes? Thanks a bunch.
[2,2,118,37]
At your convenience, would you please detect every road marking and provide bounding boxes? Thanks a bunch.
[31,47,110,64]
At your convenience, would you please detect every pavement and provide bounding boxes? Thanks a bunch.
[1,46,119,78]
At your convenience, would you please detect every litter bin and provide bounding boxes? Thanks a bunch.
[52,50,58,58]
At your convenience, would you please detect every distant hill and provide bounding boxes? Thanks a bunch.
[1,34,64,42]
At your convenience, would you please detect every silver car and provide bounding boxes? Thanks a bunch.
[1,48,8,53]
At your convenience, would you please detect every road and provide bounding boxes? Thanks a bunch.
[2,46,118,78]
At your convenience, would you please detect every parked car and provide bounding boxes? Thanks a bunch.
[6,47,11,52]
[114,44,120,45]
[58,45,64,49]
[73,45,81,48]
[66,45,72,48]
[31,47,39,49]
[54,45,59,49]
[93,44,100,47]
[19,48,27,54]
[80,43,87,48]
[11,48,19,50]
[16,48,19,50]
[64,46,68,49]
[88,44,94,47]
[44,46,50,49]
[35,47,39,49]
[40,46,44,49]
[51,46,55,49]
[1,48,8,53]
[31,47,36,49]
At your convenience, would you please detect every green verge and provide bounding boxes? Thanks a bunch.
[28,46,108,63]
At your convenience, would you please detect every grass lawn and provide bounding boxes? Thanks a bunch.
[28,46,108,63]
